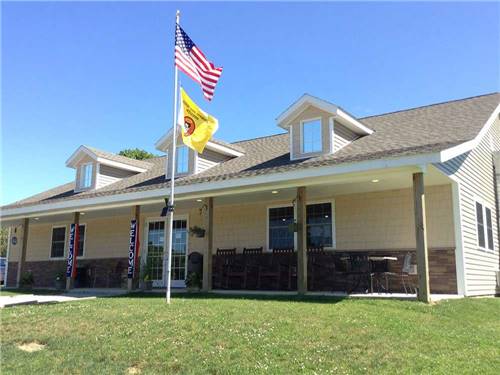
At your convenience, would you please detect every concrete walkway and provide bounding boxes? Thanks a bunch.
[0,288,127,308]
[0,294,95,308]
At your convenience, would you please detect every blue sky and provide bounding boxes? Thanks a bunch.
[2,1,499,205]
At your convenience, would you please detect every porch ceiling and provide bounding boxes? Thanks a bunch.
[1,165,450,224]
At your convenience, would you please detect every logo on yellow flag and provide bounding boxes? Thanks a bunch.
[178,88,218,154]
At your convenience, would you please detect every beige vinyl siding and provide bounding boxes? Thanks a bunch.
[213,186,453,252]
[435,117,500,296]
[289,106,331,159]
[196,149,229,173]
[336,185,454,250]
[18,185,455,260]
[7,224,25,262]
[96,164,136,189]
[288,105,359,159]
[494,152,500,231]
[333,121,358,152]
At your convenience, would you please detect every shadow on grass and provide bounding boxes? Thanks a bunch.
[112,291,348,304]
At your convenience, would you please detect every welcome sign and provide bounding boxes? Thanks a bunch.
[127,219,139,279]
[66,224,79,278]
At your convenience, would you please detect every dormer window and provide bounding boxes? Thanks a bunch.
[176,146,189,174]
[80,163,93,189]
[66,145,152,192]
[276,94,374,161]
[301,118,322,153]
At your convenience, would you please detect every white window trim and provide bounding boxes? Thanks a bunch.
[143,214,189,287]
[300,117,323,155]
[79,162,94,189]
[49,225,67,260]
[306,199,336,250]
[266,203,295,252]
[266,199,336,252]
[474,198,495,252]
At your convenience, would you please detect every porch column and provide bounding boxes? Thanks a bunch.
[66,212,80,291]
[202,197,214,292]
[413,172,430,303]
[128,205,141,292]
[16,218,29,288]
[296,186,307,294]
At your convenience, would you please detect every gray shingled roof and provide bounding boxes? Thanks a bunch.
[84,146,154,170]
[3,93,499,210]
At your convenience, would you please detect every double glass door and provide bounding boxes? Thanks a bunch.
[146,219,188,287]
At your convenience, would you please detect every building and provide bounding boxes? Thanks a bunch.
[1,93,499,298]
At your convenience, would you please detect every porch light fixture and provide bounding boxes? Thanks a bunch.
[196,199,203,202]
[371,179,380,183]
[34,217,40,221]
[271,190,279,194]
[80,212,86,215]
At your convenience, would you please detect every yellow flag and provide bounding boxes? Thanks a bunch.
[178,88,218,154]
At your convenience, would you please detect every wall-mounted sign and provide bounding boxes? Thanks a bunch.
[11,236,17,246]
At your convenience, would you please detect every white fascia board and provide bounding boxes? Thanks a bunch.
[95,158,148,173]
[155,129,173,151]
[155,129,243,157]
[277,95,338,128]
[205,142,244,157]
[277,94,373,136]
[0,151,442,220]
[336,109,374,135]
[439,103,500,162]
[65,146,97,168]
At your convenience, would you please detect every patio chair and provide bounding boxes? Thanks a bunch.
[369,258,394,293]
[256,248,291,290]
[242,247,263,288]
[401,253,417,294]
[224,254,248,289]
[217,248,237,256]
[243,247,263,255]
[307,246,326,290]
[345,253,370,294]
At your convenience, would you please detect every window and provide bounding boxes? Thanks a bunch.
[476,201,494,250]
[268,203,334,250]
[301,118,322,153]
[80,163,93,188]
[77,224,86,257]
[307,203,332,247]
[176,146,189,174]
[50,227,66,258]
[268,206,294,249]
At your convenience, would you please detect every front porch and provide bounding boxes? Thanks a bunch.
[5,165,460,300]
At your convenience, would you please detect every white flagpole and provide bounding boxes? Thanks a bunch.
[165,9,180,304]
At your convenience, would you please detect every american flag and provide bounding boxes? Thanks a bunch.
[175,24,223,101]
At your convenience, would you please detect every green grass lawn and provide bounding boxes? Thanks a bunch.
[1,294,499,374]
